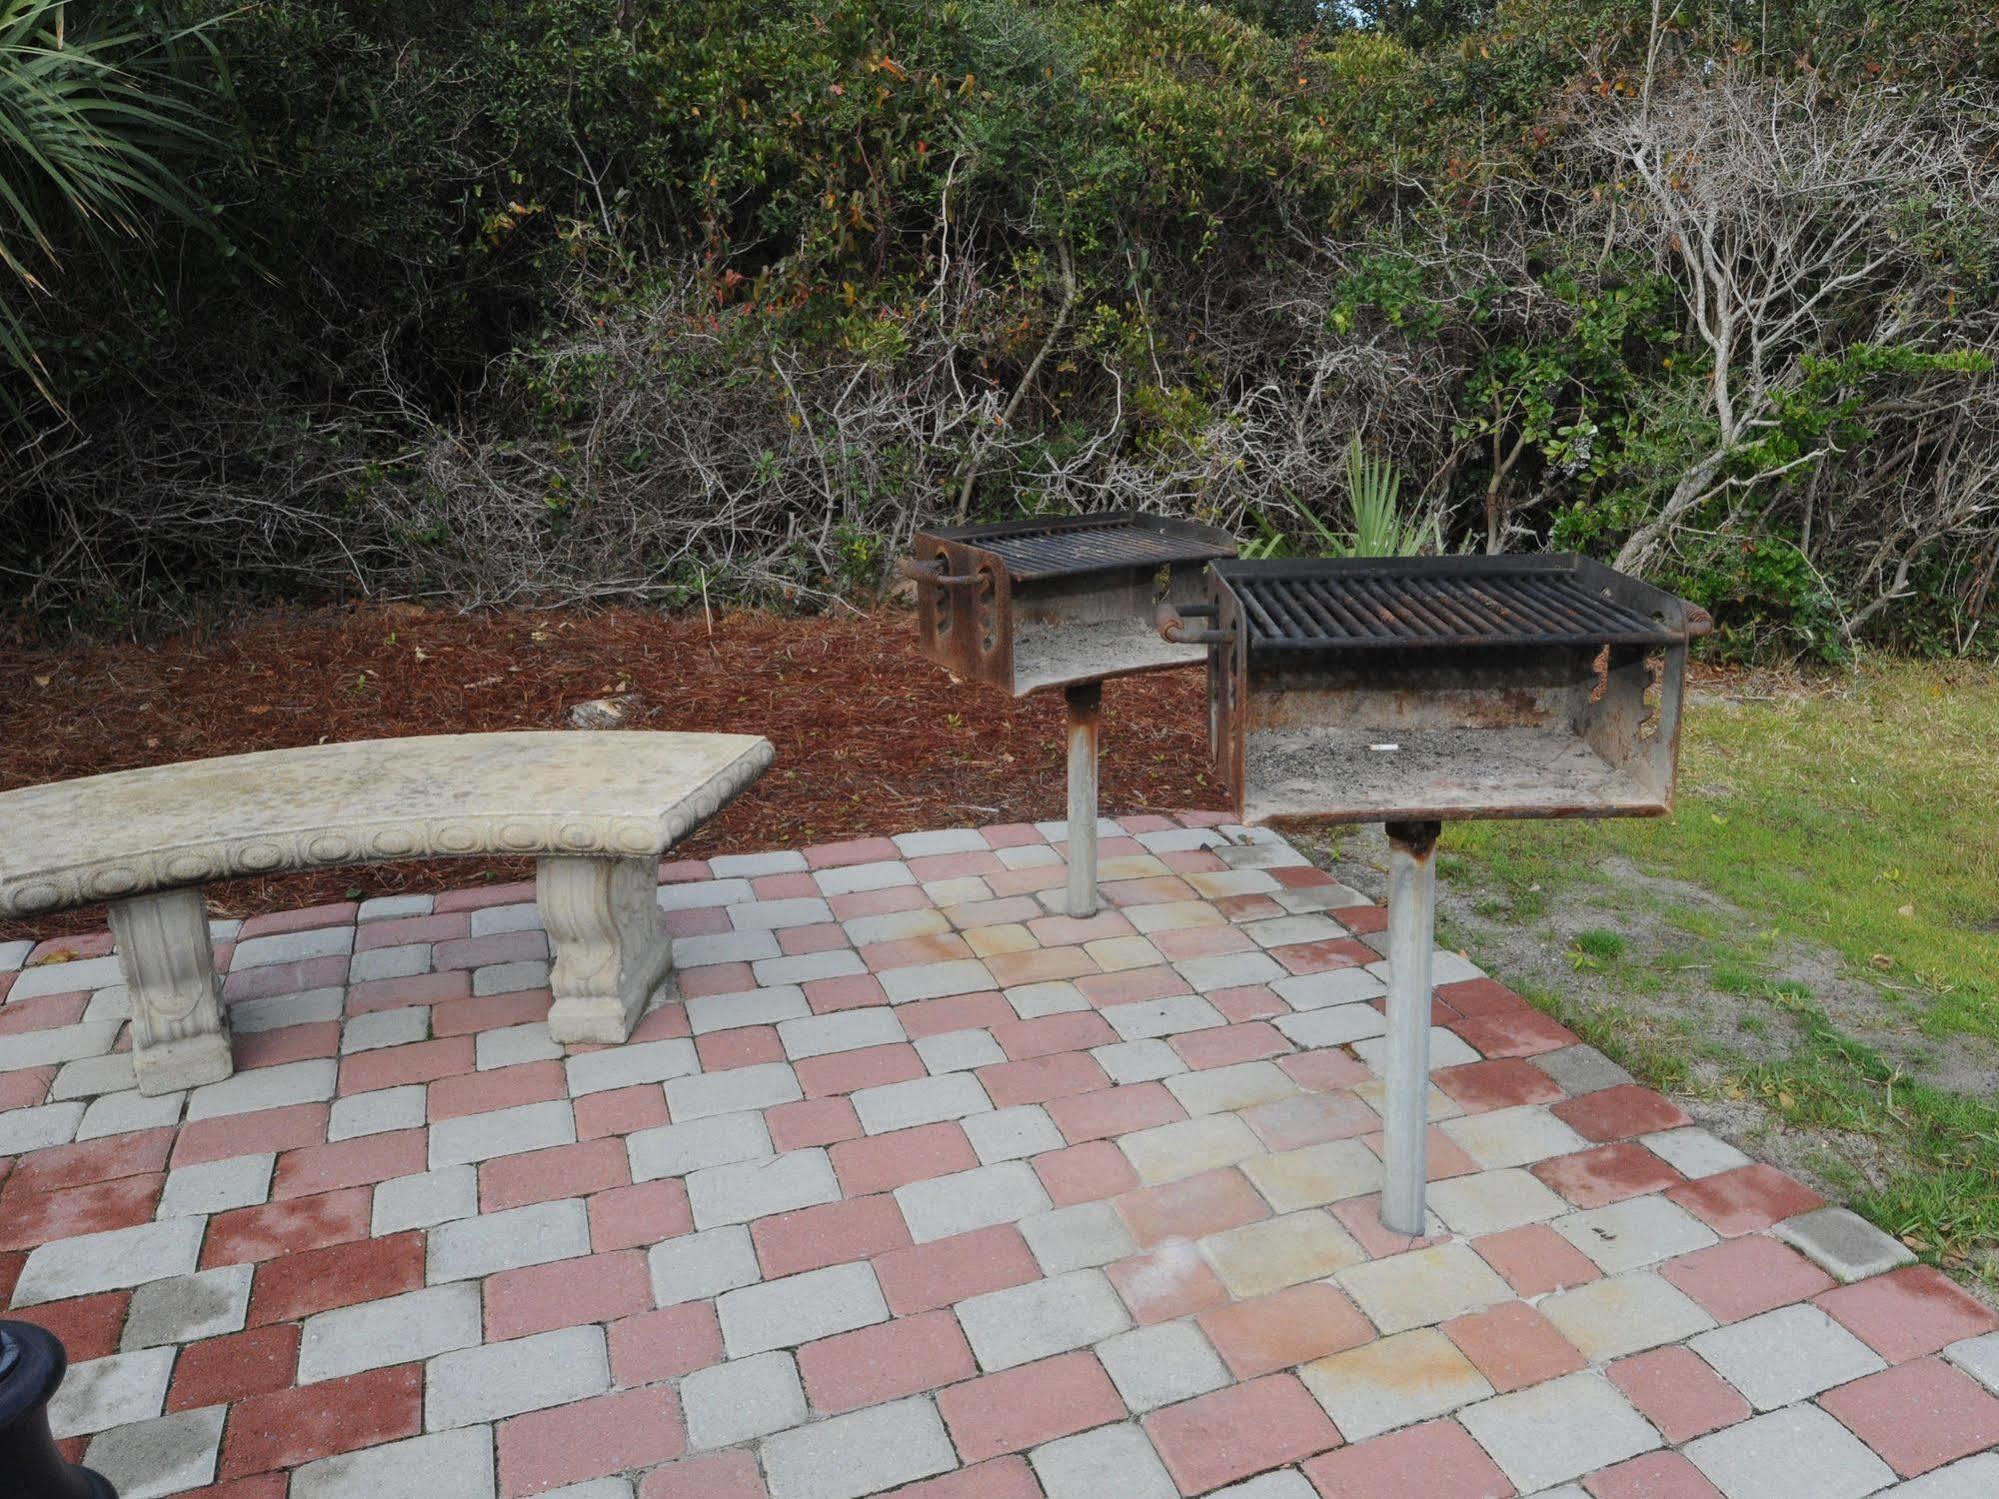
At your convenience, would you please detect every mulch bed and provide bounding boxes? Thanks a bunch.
[0,603,1218,939]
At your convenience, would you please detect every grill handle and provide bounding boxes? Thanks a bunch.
[1156,600,1232,647]
[898,557,981,588]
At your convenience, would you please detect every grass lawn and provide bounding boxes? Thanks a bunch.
[1433,660,1999,1287]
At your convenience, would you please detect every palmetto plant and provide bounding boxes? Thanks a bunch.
[1239,433,1437,558]
[0,0,227,405]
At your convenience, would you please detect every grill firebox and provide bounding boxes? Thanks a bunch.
[1196,556,1710,826]
[904,513,1236,917]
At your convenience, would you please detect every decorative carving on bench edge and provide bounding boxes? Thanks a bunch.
[0,739,775,920]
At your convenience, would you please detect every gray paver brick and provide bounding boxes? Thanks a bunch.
[155,1153,273,1218]
[471,958,547,995]
[1773,1205,1917,1283]
[716,1261,888,1356]
[777,1007,905,1060]
[1439,1105,1590,1169]
[963,1103,1065,1163]
[1163,1060,1297,1116]
[628,1109,772,1182]
[475,1022,564,1070]
[1021,1200,1136,1275]
[1270,969,1386,1010]
[10,954,123,998]
[1352,1026,1479,1074]
[373,1166,479,1236]
[1688,1303,1885,1410]
[851,1071,991,1134]
[227,987,345,1034]
[0,1099,86,1154]
[51,1052,136,1101]
[12,1217,204,1305]
[760,1396,956,1499]
[1091,1039,1186,1084]
[1333,1240,1513,1336]
[754,950,867,987]
[658,877,753,911]
[1273,1005,1386,1048]
[300,1284,483,1383]
[1894,1452,1999,1497]
[1031,1422,1178,1499]
[728,896,833,930]
[1119,1113,1262,1186]
[680,1349,807,1448]
[1210,1474,1319,1499]
[1175,950,1286,991]
[1096,1321,1231,1412]
[710,850,809,877]
[329,1083,427,1142]
[119,1264,253,1351]
[1004,980,1090,1018]
[1103,993,1225,1041]
[82,1406,226,1499]
[469,901,541,938]
[913,1027,1006,1073]
[563,1036,698,1096]
[0,1022,122,1073]
[1531,1044,1634,1095]
[879,958,995,1003]
[1552,1195,1717,1273]
[1538,1272,1715,1362]
[1425,1167,1569,1237]
[1684,1404,1894,1499]
[676,929,781,968]
[956,1268,1131,1371]
[426,1198,589,1283]
[1944,1331,1999,1395]
[894,1159,1051,1243]
[291,1425,495,1499]
[49,1346,175,1438]
[1301,1327,1492,1442]
[185,1058,336,1121]
[685,985,810,1035]
[686,1147,840,1229]
[232,925,353,968]
[340,1004,429,1051]
[428,1098,575,1169]
[664,1061,800,1121]
[425,1325,608,1430]
[1456,1371,1661,1493]
[1640,1126,1752,1179]
[75,1089,183,1142]
[648,1225,761,1306]
[358,894,434,922]
[812,859,918,897]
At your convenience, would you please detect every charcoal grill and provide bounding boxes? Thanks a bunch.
[904,513,1235,914]
[1161,554,1711,1232]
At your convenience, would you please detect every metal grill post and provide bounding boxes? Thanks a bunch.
[1381,820,1441,1236]
[1064,681,1103,918]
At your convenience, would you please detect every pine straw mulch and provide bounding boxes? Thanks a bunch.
[0,602,1219,940]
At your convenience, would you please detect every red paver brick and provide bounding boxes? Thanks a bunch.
[1212,892,1284,921]
[1605,1346,1752,1443]
[336,1036,474,1094]
[796,1308,976,1414]
[781,921,852,955]
[873,1224,1041,1315]
[1116,1167,1270,1248]
[1434,1057,1566,1113]
[589,1179,693,1252]
[944,896,1043,930]
[1242,1090,1380,1152]
[751,1193,911,1279]
[0,1250,21,1305]
[1027,912,1135,947]
[486,1249,652,1340]
[271,1129,427,1200]
[1817,1356,1999,1477]
[1436,977,1532,1018]
[1076,965,1192,1005]
[1172,1021,1291,1070]
[236,1021,343,1069]
[1583,1451,1726,1498]
[677,962,754,998]
[1472,1224,1603,1298]
[608,1302,724,1385]
[200,1186,373,1268]
[1199,1282,1375,1378]
[976,1052,1110,1107]
[990,1010,1118,1061]
[1032,1140,1140,1207]
[1151,926,1257,963]
[197,1477,288,1499]
[218,1362,422,1479]
[1271,937,1379,975]
[1815,1264,1999,1362]
[222,955,347,1003]
[830,1122,977,1197]
[433,878,536,913]
[1666,1163,1825,1237]
[751,871,819,898]
[240,902,360,940]
[803,973,891,1013]
[1442,1300,1587,1392]
[575,1082,671,1140]
[1147,1373,1342,1494]
[166,1323,299,1411]
[1303,1419,1513,1499]
[1108,1242,1231,1324]
[1658,1234,1835,1323]
[938,1350,1125,1463]
[795,1042,927,1097]
[248,1231,425,1325]
[897,991,1015,1039]
[173,1105,329,1169]
[0,1065,56,1110]
[638,1449,767,1499]
[10,1291,127,1362]
[1552,1084,1694,1142]
[863,933,975,971]
[433,930,547,972]
[1045,1081,1186,1144]
[828,885,931,920]
[805,835,901,868]
[0,1172,162,1251]
[697,1025,787,1070]
[1279,1049,1373,1092]
[1333,903,1387,935]
[1332,1194,1451,1259]
[499,1386,684,1496]
[1360,1126,1478,1181]
[767,1096,863,1151]
[0,992,88,1033]
[1531,1141,1686,1209]
[630,1000,692,1044]
[348,969,475,1014]
[1208,983,1288,1022]
[427,1058,568,1121]
[15,1128,174,1192]
[1450,1008,1578,1058]
[480,1137,630,1213]
[664,905,733,938]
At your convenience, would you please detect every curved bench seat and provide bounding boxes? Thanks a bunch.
[0,732,773,1093]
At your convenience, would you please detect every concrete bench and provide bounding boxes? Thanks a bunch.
[0,731,772,1095]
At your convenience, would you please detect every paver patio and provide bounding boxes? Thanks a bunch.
[3,815,1997,1498]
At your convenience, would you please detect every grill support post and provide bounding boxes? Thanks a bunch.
[1064,681,1103,918]
[1381,819,1442,1237]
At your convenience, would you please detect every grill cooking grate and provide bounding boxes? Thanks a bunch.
[959,520,1233,581]
[1223,565,1682,650]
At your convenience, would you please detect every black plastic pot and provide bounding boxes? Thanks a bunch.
[0,1321,118,1498]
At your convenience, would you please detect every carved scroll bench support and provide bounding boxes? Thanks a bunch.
[1,731,774,1097]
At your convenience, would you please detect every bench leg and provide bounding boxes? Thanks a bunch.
[108,888,233,1096]
[538,855,675,1045]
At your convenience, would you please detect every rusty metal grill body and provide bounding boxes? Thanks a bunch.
[1204,556,1709,827]
[910,513,1235,697]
